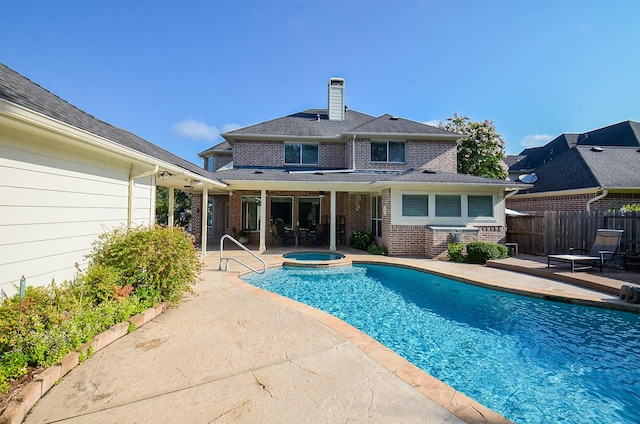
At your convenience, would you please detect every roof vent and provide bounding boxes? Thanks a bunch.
[328,78,345,121]
[591,146,604,152]
[254,170,263,174]
[422,169,436,174]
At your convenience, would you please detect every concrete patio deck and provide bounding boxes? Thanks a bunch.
[21,247,639,423]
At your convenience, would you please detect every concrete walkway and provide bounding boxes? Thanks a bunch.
[22,249,639,423]
[24,257,469,423]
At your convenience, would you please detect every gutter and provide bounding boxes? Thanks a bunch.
[586,189,608,212]
[129,165,159,228]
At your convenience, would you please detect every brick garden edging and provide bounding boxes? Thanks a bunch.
[0,303,166,424]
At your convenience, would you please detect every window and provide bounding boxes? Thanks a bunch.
[270,197,293,227]
[285,143,319,165]
[371,141,405,163]
[468,195,493,217]
[402,194,429,217]
[205,156,214,172]
[298,197,320,229]
[435,195,461,217]
[241,197,261,231]
[371,195,382,237]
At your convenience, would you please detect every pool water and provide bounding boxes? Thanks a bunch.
[282,251,345,261]
[243,264,640,424]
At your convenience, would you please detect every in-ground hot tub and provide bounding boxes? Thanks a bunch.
[282,251,348,267]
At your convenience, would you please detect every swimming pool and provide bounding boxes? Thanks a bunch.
[243,264,640,424]
[282,251,346,261]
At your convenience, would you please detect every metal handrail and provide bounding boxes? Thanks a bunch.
[219,234,267,274]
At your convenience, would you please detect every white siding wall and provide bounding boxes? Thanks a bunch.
[0,131,154,296]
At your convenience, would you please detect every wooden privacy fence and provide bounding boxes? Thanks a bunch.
[506,211,640,256]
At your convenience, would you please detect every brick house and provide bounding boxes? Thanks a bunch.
[198,78,524,258]
[507,121,640,212]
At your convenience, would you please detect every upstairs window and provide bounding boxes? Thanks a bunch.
[371,141,405,163]
[468,195,493,217]
[285,143,319,165]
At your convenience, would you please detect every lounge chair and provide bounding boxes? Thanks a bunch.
[547,229,624,272]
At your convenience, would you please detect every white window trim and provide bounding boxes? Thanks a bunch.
[391,190,502,226]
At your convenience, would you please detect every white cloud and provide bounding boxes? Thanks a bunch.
[423,119,442,127]
[520,134,554,148]
[221,123,242,133]
[172,119,219,141]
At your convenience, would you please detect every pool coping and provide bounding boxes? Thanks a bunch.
[234,255,514,424]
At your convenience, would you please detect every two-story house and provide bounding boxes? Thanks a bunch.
[199,78,524,258]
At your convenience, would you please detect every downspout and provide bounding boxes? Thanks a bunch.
[504,188,521,200]
[129,165,159,228]
[586,189,608,213]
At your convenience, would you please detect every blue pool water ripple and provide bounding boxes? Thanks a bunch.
[244,264,640,423]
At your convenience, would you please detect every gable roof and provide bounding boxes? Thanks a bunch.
[0,63,214,180]
[520,145,640,193]
[221,109,459,141]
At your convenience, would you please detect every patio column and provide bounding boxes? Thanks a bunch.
[259,189,267,252]
[168,187,175,227]
[329,190,336,251]
[201,187,208,257]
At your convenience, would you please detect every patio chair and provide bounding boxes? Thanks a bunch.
[271,223,294,246]
[305,223,326,246]
[547,229,624,272]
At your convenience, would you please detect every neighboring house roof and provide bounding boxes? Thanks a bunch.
[509,133,579,172]
[510,121,640,175]
[519,146,640,194]
[0,63,214,181]
[221,109,459,141]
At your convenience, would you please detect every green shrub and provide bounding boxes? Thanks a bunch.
[0,226,201,395]
[367,244,388,255]
[447,242,466,262]
[349,230,375,250]
[466,241,509,264]
[87,226,202,305]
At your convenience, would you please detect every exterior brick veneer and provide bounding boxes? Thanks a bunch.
[507,193,640,212]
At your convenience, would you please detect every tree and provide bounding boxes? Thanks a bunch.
[439,113,508,179]
[156,187,192,227]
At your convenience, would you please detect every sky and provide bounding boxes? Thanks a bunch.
[2,0,640,164]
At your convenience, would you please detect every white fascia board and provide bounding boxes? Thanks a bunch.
[344,132,461,141]
[220,179,376,192]
[368,180,528,190]
[1,99,226,190]
[223,134,344,144]
[510,187,599,199]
